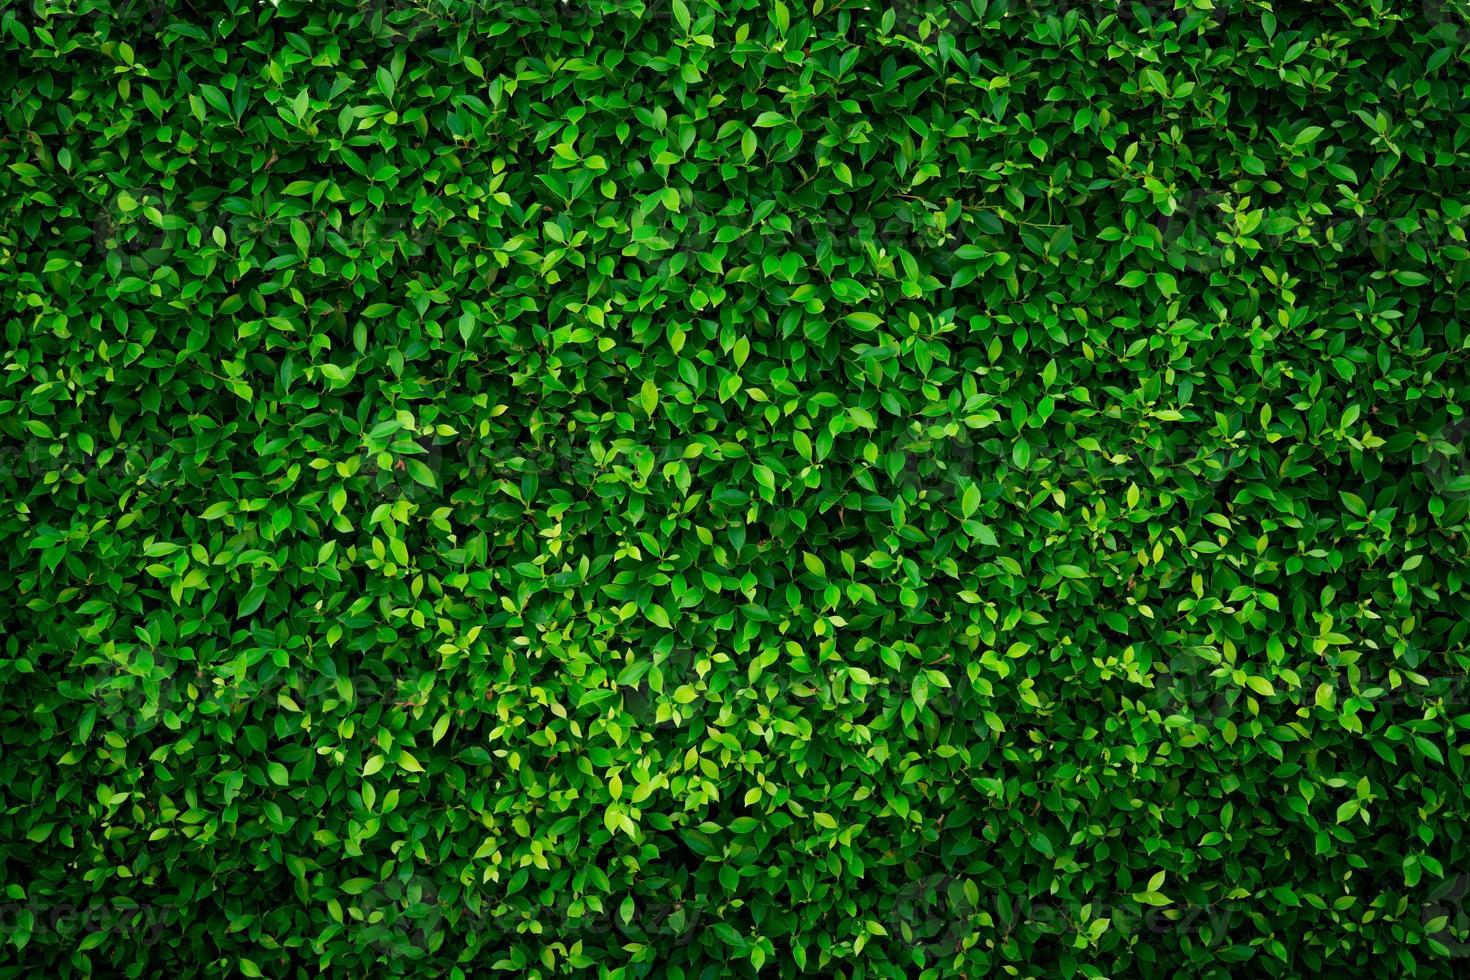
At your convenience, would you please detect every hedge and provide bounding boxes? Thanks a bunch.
[3,0,1470,977]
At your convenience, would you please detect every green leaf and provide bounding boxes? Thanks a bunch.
[1245,676,1275,697]
[961,483,981,518]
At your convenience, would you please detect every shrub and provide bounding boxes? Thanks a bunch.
[3,1,1470,977]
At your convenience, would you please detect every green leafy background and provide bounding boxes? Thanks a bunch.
[3,0,1470,976]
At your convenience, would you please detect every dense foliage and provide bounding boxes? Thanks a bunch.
[4,0,1470,976]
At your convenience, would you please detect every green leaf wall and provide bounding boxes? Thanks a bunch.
[3,1,1470,977]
